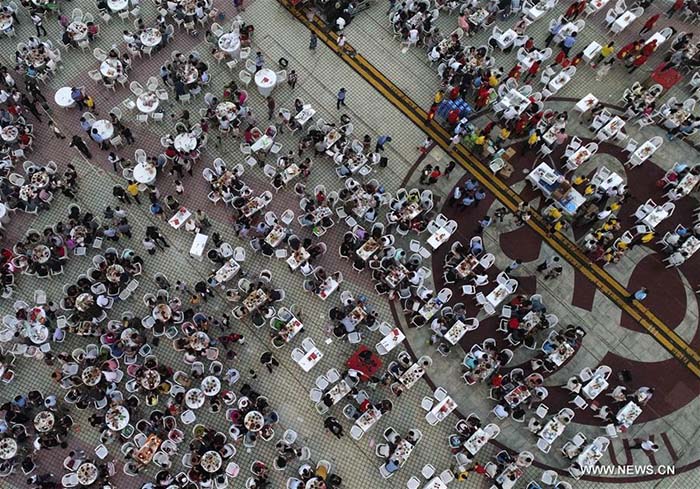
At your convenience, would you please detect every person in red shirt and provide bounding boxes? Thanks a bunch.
[627,53,649,73]
[428,167,442,183]
[617,40,642,60]
[524,37,535,51]
[507,64,521,81]
[447,108,460,126]
[666,0,685,17]
[449,85,460,100]
[491,374,503,387]
[564,0,579,19]
[521,60,541,83]
[639,13,660,35]
[641,39,657,57]
[475,85,490,109]
[426,103,438,124]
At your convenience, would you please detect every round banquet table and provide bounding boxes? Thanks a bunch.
[105,405,130,431]
[0,438,17,460]
[107,0,128,10]
[254,69,277,97]
[77,462,99,485]
[244,410,265,432]
[215,101,237,121]
[33,411,55,432]
[140,27,162,47]
[32,244,51,263]
[75,292,94,312]
[306,478,327,489]
[27,324,49,344]
[31,171,50,189]
[82,366,102,386]
[200,450,222,473]
[140,369,161,390]
[0,15,12,32]
[67,21,88,41]
[137,92,160,113]
[54,87,75,108]
[174,133,198,152]
[218,33,240,56]
[0,125,18,142]
[201,375,221,396]
[152,304,172,321]
[133,162,157,184]
[189,331,210,351]
[92,119,114,140]
[185,388,205,409]
[105,264,124,283]
[100,58,122,79]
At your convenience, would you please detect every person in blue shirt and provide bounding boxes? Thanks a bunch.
[627,286,647,303]
[561,32,577,56]
[385,459,400,473]
[375,134,392,151]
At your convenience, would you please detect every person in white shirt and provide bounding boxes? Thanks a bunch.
[631,439,659,453]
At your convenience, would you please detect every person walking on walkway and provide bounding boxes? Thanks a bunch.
[126,181,141,204]
[266,96,275,120]
[630,438,659,453]
[309,31,318,50]
[536,256,560,272]
[323,416,344,439]
[69,135,92,159]
[375,134,392,152]
[336,88,346,110]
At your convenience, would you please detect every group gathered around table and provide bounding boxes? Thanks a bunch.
[0,0,692,486]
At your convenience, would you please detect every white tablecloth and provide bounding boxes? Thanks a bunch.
[298,348,323,372]
[254,68,277,97]
[54,87,74,107]
[133,162,157,184]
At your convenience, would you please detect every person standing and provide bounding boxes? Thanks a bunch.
[560,32,577,56]
[536,256,560,272]
[31,11,47,37]
[639,13,660,34]
[287,70,297,89]
[336,88,346,110]
[375,134,392,152]
[323,416,344,439]
[69,135,92,159]
[126,181,141,204]
[666,0,685,17]
[504,259,522,274]
[309,31,318,50]
[254,51,264,72]
[266,96,275,120]
[48,121,66,140]
[630,438,659,453]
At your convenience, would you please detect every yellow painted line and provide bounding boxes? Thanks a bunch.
[279,1,700,376]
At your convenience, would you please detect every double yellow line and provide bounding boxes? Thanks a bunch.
[279,1,700,377]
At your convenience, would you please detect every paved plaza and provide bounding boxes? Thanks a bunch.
[0,0,699,488]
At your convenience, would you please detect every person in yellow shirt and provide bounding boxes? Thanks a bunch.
[610,201,621,212]
[488,73,499,87]
[640,232,655,243]
[594,41,615,66]
[522,130,539,154]
[583,184,597,196]
[434,89,444,105]
[572,175,588,186]
[126,181,141,204]
[546,207,562,223]
[498,127,511,145]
